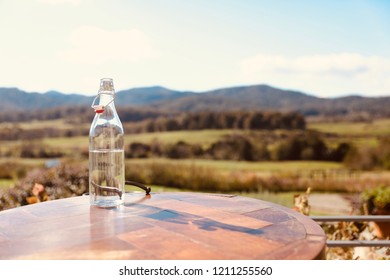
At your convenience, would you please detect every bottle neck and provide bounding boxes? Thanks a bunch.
[99,93,114,107]
[95,93,117,117]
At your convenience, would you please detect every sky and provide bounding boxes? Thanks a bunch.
[0,0,389,97]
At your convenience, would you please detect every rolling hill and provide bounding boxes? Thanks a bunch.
[1,84,389,117]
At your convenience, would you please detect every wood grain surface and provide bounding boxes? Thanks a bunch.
[0,192,326,260]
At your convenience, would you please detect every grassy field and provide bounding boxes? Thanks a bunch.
[126,129,233,146]
[9,117,390,153]
[37,117,390,151]
[126,158,343,174]
[307,119,390,149]
[17,119,78,130]
[40,129,237,149]
[0,119,90,130]
[308,118,390,137]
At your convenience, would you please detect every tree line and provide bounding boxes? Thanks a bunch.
[0,109,306,140]
[128,111,306,133]
[126,131,351,162]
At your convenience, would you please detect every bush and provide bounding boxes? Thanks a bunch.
[127,142,151,158]
[0,161,32,180]
[0,160,88,211]
[166,141,204,159]
[273,132,328,161]
[362,185,390,214]
[207,135,254,161]
[328,142,352,162]
[344,137,390,170]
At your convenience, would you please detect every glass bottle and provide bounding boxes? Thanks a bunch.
[89,78,125,207]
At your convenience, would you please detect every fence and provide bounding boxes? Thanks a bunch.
[311,215,390,247]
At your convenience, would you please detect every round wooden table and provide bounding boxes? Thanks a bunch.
[0,192,326,260]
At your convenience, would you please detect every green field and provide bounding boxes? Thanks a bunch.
[38,129,234,151]
[307,119,390,149]
[19,117,390,153]
[308,118,390,137]
[126,129,233,146]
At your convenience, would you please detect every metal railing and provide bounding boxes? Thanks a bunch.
[310,215,390,248]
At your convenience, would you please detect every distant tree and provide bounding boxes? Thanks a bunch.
[207,135,254,161]
[127,142,151,158]
[344,146,378,170]
[274,132,327,161]
[166,141,203,159]
[328,142,352,162]
[165,119,181,131]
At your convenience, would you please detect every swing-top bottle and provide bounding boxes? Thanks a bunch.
[89,78,125,207]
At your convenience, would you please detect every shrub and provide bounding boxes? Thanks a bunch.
[0,161,32,180]
[127,142,151,158]
[0,160,88,211]
[344,138,390,170]
[362,185,390,214]
[165,141,204,159]
[344,146,379,170]
[207,134,255,161]
[273,132,328,161]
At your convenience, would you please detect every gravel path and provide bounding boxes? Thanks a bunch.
[309,193,357,215]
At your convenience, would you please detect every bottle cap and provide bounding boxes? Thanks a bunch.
[99,78,115,95]
[91,78,116,113]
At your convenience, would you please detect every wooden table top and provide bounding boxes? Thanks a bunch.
[0,192,326,260]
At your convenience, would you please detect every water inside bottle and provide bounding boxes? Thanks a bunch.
[89,149,125,207]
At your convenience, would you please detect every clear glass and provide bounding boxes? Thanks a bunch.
[89,78,125,207]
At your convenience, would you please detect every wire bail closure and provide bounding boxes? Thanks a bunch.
[91,180,152,198]
[91,93,115,114]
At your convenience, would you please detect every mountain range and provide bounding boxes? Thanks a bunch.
[0,85,389,117]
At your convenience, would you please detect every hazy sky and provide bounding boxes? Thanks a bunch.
[0,0,389,97]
